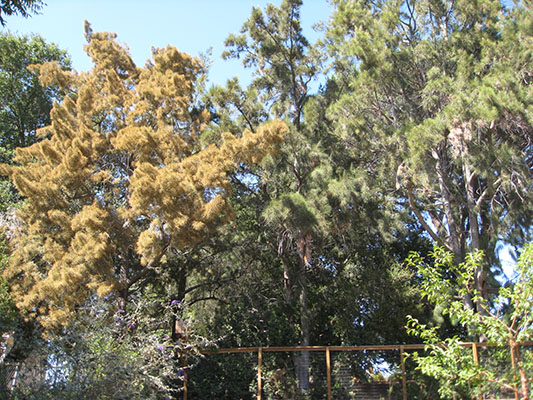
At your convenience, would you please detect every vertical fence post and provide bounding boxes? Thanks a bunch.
[326,347,332,400]
[472,343,482,400]
[257,347,263,400]
[400,345,407,400]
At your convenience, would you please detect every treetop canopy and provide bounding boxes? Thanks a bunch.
[0,24,285,328]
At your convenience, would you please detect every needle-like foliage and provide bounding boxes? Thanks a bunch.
[0,24,285,329]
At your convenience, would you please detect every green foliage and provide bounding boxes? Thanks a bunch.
[0,0,43,25]
[327,0,533,278]
[0,32,70,157]
[198,4,435,396]
[406,244,533,398]
[223,0,323,126]
[0,279,16,333]
[5,297,211,399]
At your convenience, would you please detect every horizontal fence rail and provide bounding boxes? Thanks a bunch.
[191,342,533,400]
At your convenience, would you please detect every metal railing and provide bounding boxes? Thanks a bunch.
[188,342,533,400]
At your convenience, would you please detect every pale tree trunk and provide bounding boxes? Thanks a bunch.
[433,147,479,314]
[463,159,488,306]
[294,233,312,392]
[433,146,463,263]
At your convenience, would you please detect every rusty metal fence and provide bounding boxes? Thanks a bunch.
[185,342,533,400]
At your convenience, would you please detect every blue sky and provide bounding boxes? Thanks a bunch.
[1,0,332,86]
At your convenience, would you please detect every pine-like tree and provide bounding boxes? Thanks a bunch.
[327,0,532,310]
[221,0,340,390]
[0,24,285,329]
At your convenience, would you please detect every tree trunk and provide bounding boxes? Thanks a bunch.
[171,265,187,342]
[278,245,293,303]
[433,146,463,263]
[432,146,480,316]
[511,341,530,400]
[463,159,488,311]
[294,234,312,392]
[118,251,130,311]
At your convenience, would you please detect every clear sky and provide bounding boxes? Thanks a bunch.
[1,0,333,86]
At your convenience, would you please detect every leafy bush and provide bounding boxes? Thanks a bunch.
[4,297,211,399]
[406,244,533,399]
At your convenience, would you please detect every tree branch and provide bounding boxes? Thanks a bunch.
[407,181,446,246]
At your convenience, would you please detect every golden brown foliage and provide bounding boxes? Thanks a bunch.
[0,25,285,328]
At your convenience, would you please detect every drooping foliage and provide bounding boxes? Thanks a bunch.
[0,24,285,329]
[327,0,533,302]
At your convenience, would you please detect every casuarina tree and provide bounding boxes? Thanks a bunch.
[327,0,532,310]
[0,23,285,329]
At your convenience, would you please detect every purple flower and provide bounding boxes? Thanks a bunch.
[128,322,136,329]
[158,345,164,351]
[116,309,125,314]
[177,368,185,377]
[171,300,179,306]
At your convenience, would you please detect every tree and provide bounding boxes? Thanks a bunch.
[210,1,432,394]
[0,24,285,329]
[327,0,532,311]
[221,0,331,390]
[0,32,69,155]
[406,243,533,399]
[0,0,43,26]
[0,32,70,211]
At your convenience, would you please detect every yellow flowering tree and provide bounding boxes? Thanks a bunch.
[0,24,285,329]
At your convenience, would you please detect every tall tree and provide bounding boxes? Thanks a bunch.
[327,0,532,310]
[0,24,285,329]
[222,0,329,390]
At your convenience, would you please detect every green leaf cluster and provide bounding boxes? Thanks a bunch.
[407,243,533,398]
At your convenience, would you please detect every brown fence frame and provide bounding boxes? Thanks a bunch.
[189,342,533,400]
